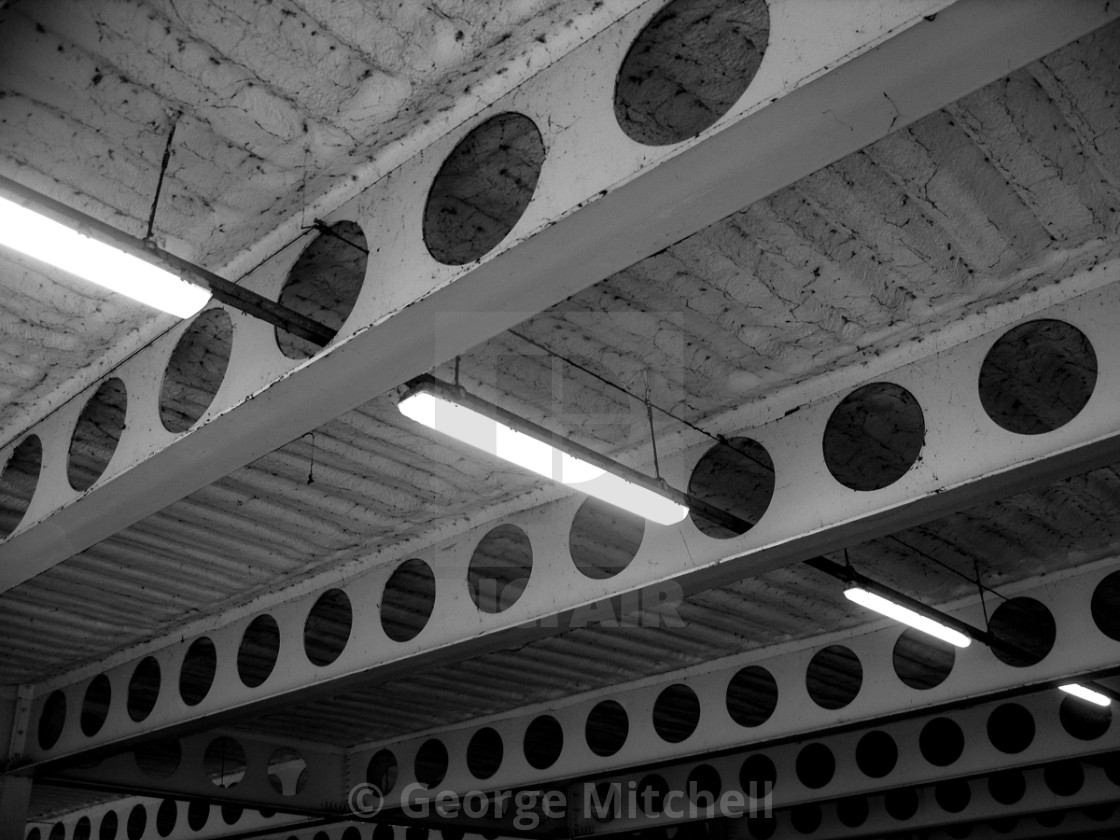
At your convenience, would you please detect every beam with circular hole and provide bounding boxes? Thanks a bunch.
[1,0,1113,594]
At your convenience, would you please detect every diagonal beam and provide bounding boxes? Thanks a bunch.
[1,0,1113,593]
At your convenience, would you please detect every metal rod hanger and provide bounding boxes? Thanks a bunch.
[0,174,336,347]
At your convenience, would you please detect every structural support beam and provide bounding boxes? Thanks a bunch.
[1,0,1113,593]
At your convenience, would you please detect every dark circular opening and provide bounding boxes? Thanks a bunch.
[747,816,776,839]
[935,779,971,813]
[686,764,722,803]
[687,437,775,538]
[304,588,352,666]
[988,597,1056,667]
[49,825,63,840]
[0,434,42,539]
[884,787,919,821]
[268,747,309,796]
[569,496,645,579]
[160,308,234,431]
[946,824,972,840]
[795,743,834,789]
[80,673,112,737]
[823,382,925,491]
[524,714,564,770]
[805,645,862,710]
[586,700,629,757]
[919,717,964,766]
[204,736,247,788]
[237,614,280,688]
[1091,570,1120,641]
[179,637,216,706]
[155,798,177,837]
[726,665,778,727]
[29,829,43,840]
[220,804,242,825]
[1035,809,1064,828]
[978,319,1097,435]
[135,739,182,779]
[126,806,146,840]
[638,774,670,815]
[836,796,869,828]
[415,738,449,788]
[790,803,821,835]
[186,800,208,831]
[367,748,399,794]
[73,818,91,840]
[38,689,66,750]
[381,558,436,642]
[423,112,545,266]
[1060,694,1112,740]
[739,754,776,799]
[855,730,898,778]
[652,683,701,743]
[341,829,362,840]
[987,702,1035,754]
[1044,760,1084,796]
[468,524,533,613]
[276,220,368,358]
[127,657,161,722]
[99,812,119,840]
[614,0,770,146]
[988,768,1026,805]
[68,378,127,491]
[990,817,1017,835]
[467,727,504,780]
[1086,803,1116,822]
[893,628,955,690]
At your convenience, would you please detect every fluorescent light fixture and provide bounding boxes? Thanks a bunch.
[845,586,971,648]
[398,386,689,525]
[0,196,210,318]
[1059,683,1111,707]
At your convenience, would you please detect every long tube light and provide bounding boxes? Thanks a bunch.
[0,195,210,318]
[844,585,972,647]
[1059,683,1112,707]
[398,378,689,525]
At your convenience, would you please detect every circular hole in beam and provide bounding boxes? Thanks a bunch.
[0,434,41,539]
[987,702,1035,754]
[805,645,862,710]
[38,689,66,750]
[179,637,216,706]
[127,657,161,722]
[423,113,545,266]
[795,743,834,789]
[73,818,91,840]
[304,588,352,666]
[893,628,955,690]
[135,739,182,779]
[80,673,111,737]
[569,496,644,579]
[687,437,775,538]
[237,614,280,688]
[268,747,309,796]
[126,806,146,840]
[855,730,897,778]
[381,558,436,642]
[726,665,778,727]
[919,717,965,766]
[1060,695,1112,740]
[978,319,1097,435]
[468,524,533,614]
[586,700,629,757]
[68,378,127,492]
[987,597,1056,667]
[524,715,564,770]
[367,748,399,795]
[935,779,971,813]
[276,221,368,359]
[159,308,234,432]
[466,727,504,780]
[98,812,118,840]
[186,801,209,831]
[1091,570,1120,641]
[836,796,868,828]
[415,738,449,788]
[155,798,177,837]
[652,683,701,743]
[823,382,924,491]
[614,0,770,146]
[204,736,247,788]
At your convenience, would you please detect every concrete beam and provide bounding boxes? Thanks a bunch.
[2,0,1113,592]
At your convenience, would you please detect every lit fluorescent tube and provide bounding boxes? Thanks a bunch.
[1059,683,1111,707]
[0,196,210,318]
[845,586,971,648]
[398,388,689,525]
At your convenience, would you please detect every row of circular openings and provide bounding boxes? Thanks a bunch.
[0,0,774,532]
[746,756,1120,840]
[41,548,1120,753]
[25,798,279,840]
[359,574,1120,791]
[1,312,1098,553]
